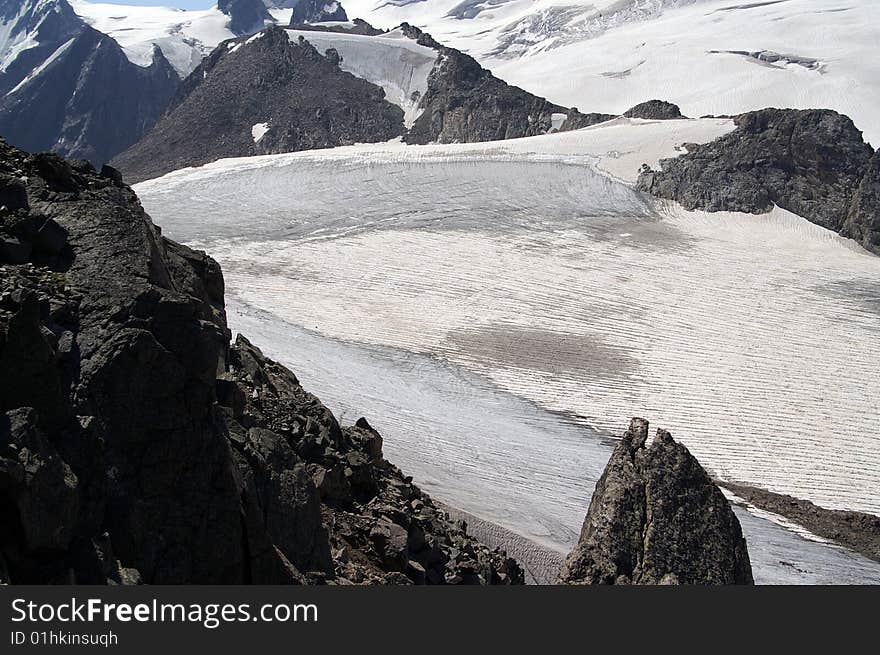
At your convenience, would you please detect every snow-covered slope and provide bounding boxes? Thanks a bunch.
[69,1,238,76]
[0,0,179,164]
[1,0,83,94]
[341,0,880,144]
[286,27,437,126]
[68,0,354,77]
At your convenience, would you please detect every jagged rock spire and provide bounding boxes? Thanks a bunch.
[560,418,753,585]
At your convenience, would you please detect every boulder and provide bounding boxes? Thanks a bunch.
[0,174,29,211]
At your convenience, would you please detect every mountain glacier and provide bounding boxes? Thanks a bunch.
[136,120,880,583]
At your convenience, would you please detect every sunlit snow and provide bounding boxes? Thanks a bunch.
[343,0,880,144]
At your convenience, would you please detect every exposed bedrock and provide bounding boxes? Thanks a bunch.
[113,26,405,184]
[0,139,521,585]
[842,150,880,253]
[560,419,753,585]
[637,108,879,252]
[218,0,273,35]
[623,100,685,120]
[398,23,613,145]
[284,0,348,24]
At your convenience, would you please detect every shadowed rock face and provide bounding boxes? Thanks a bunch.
[399,23,612,145]
[219,0,272,35]
[842,150,880,254]
[637,108,877,246]
[623,100,684,120]
[0,0,179,167]
[0,140,522,585]
[560,418,753,585]
[284,0,348,24]
[113,26,405,183]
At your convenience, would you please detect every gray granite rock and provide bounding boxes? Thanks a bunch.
[560,418,753,585]
[637,108,876,241]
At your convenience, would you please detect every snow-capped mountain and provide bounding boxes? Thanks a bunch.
[69,0,352,78]
[340,0,880,144]
[0,0,178,164]
[0,0,81,95]
[111,26,406,182]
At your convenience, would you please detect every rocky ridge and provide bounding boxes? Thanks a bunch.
[398,23,614,145]
[113,20,618,182]
[112,27,405,184]
[637,108,880,254]
[559,418,753,585]
[0,139,521,585]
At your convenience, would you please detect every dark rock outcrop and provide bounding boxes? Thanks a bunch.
[284,0,348,24]
[623,100,684,120]
[637,109,877,242]
[559,107,618,132]
[841,150,880,254]
[399,23,612,145]
[113,27,405,183]
[559,419,753,585]
[0,0,180,167]
[292,18,383,36]
[0,139,521,585]
[219,0,273,35]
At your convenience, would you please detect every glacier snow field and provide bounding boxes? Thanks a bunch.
[137,124,880,584]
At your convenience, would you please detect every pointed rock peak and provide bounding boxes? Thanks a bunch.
[560,418,753,585]
[622,416,649,450]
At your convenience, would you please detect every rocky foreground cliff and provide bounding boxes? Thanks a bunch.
[0,140,522,584]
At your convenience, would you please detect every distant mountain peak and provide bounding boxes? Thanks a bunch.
[218,0,273,35]
[279,0,348,25]
[0,0,179,165]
